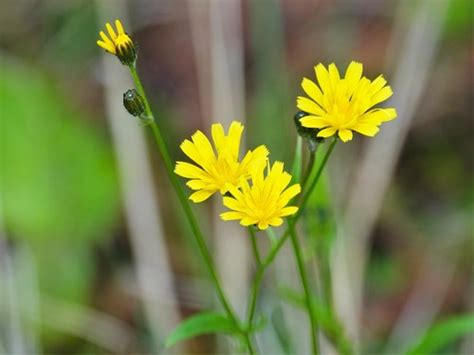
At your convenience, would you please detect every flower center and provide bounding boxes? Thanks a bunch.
[115,34,132,47]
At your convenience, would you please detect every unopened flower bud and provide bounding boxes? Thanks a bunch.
[123,89,145,117]
[97,20,137,66]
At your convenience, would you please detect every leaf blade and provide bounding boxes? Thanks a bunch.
[405,314,474,355]
[165,312,239,348]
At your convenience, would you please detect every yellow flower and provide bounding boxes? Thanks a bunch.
[220,161,301,230]
[175,121,269,203]
[97,19,136,65]
[297,61,397,142]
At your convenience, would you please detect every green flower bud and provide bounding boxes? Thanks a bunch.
[293,111,324,150]
[123,89,145,117]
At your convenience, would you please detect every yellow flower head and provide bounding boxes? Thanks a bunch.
[175,121,269,203]
[297,61,397,142]
[220,161,301,230]
[97,19,136,65]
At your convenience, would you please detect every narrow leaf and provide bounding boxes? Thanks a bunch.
[405,314,474,355]
[165,312,239,348]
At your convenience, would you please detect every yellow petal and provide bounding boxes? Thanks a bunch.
[367,75,387,96]
[115,19,125,35]
[211,123,225,153]
[317,127,338,138]
[106,23,117,40]
[186,179,207,190]
[180,139,201,164]
[370,86,393,106]
[379,108,397,122]
[352,123,380,137]
[338,129,353,142]
[227,121,244,159]
[278,206,299,217]
[174,161,207,179]
[277,184,301,206]
[189,190,214,203]
[300,116,329,129]
[301,78,324,106]
[240,145,268,175]
[223,196,246,212]
[220,211,246,221]
[269,218,283,227]
[345,61,363,94]
[99,31,110,43]
[257,221,269,230]
[191,130,216,165]
[315,63,331,95]
[328,63,341,90]
[296,96,325,116]
[96,40,115,53]
[241,218,258,226]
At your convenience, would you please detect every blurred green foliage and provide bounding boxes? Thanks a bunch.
[0,59,119,341]
[405,314,474,355]
[248,0,294,164]
[445,0,473,38]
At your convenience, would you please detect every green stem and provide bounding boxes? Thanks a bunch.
[128,64,256,354]
[244,336,256,355]
[246,227,263,350]
[246,266,264,331]
[249,227,262,267]
[295,138,337,220]
[301,147,316,189]
[265,226,278,246]
[288,224,319,354]
[290,136,303,183]
[319,245,333,310]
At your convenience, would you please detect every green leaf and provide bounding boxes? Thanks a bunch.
[405,314,474,355]
[165,312,239,348]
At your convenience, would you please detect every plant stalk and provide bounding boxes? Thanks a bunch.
[243,139,337,353]
[128,64,256,354]
[288,224,319,354]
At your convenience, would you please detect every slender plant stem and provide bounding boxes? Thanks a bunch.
[128,64,257,354]
[246,267,264,331]
[246,227,263,333]
[244,336,256,355]
[240,139,338,353]
[319,244,333,310]
[129,65,150,112]
[249,227,262,267]
[290,136,303,183]
[265,226,278,246]
[296,138,337,220]
[288,224,319,354]
[301,147,316,189]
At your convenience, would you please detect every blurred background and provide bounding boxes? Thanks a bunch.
[0,0,472,354]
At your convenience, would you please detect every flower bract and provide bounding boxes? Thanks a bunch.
[220,161,301,230]
[97,19,136,65]
[297,61,397,142]
[175,121,269,203]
